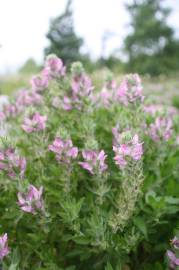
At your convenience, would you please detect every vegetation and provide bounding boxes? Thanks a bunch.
[0,55,178,269]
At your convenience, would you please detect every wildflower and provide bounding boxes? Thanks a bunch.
[113,130,143,169]
[3,104,18,118]
[117,73,144,105]
[0,233,10,260]
[18,185,44,214]
[148,117,173,142]
[79,150,107,174]
[70,62,94,109]
[0,148,26,179]
[22,112,47,133]
[49,137,78,164]
[171,237,179,249]
[31,73,49,92]
[167,250,179,269]
[44,54,66,78]
[16,89,42,108]
[52,96,72,111]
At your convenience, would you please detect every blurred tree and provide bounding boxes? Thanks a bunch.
[124,0,179,75]
[45,0,84,65]
[19,58,40,74]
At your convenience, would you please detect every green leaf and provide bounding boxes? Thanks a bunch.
[133,216,148,238]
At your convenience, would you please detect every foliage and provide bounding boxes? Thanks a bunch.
[124,0,179,75]
[0,55,178,269]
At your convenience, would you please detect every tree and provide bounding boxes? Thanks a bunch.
[124,0,179,75]
[45,0,84,65]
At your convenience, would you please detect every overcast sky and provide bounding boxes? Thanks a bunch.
[0,0,179,74]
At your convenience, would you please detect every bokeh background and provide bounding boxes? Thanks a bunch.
[0,0,179,107]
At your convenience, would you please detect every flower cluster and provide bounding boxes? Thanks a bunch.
[16,89,42,108]
[43,54,66,78]
[113,129,143,169]
[0,233,10,260]
[0,148,26,179]
[148,117,173,142]
[22,112,47,133]
[17,185,44,214]
[48,137,78,164]
[117,73,144,105]
[167,237,179,269]
[79,150,107,174]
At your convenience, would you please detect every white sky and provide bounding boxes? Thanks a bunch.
[0,0,179,74]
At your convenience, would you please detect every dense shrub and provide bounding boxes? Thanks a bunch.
[0,55,179,269]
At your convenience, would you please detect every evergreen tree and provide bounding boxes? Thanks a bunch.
[124,0,179,75]
[45,0,84,65]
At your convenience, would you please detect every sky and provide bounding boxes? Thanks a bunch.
[0,0,179,74]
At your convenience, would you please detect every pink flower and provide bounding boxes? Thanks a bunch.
[3,104,18,118]
[117,74,144,105]
[22,112,47,133]
[18,185,44,214]
[31,74,49,92]
[49,137,78,164]
[79,150,107,174]
[44,54,66,78]
[113,129,143,169]
[71,74,93,98]
[167,250,179,269]
[16,89,42,108]
[171,237,179,249]
[0,233,10,260]
[148,117,173,142]
[0,148,26,179]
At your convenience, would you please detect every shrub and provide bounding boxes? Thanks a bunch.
[0,55,178,269]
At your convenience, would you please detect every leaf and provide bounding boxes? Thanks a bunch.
[105,262,114,270]
[133,217,148,238]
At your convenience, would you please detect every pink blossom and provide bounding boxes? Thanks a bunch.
[3,104,18,118]
[117,73,144,105]
[22,112,47,133]
[0,233,10,260]
[16,89,42,108]
[49,137,78,164]
[167,250,179,269]
[31,74,49,92]
[44,54,66,78]
[171,237,179,249]
[79,150,107,174]
[0,148,26,179]
[148,117,173,142]
[52,96,72,111]
[71,74,93,98]
[18,185,44,214]
[113,129,143,169]
[0,112,6,121]
[144,104,178,117]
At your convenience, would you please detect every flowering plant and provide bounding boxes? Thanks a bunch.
[0,55,178,269]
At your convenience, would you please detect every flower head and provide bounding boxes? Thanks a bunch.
[0,233,10,260]
[22,112,47,133]
[79,150,107,174]
[148,117,173,142]
[31,73,49,92]
[167,250,179,269]
[49,137,78,164]
[117,73,144,105]
[0,148,26,179]
[171,237,179,249]
[44,54,66,78]
[113,129,143,169]
[18,185,44,214]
